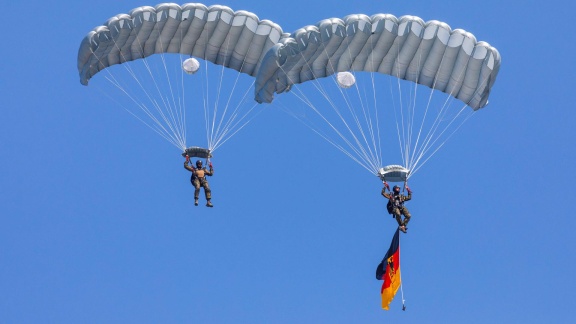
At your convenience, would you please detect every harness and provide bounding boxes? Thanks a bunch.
[190,168,208,184]
[391,194,404,208]
[386,192,404,215]
[383,181,409,215]
[188,156,211,184]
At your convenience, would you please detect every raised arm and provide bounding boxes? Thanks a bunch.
[404,185,412,201]
[205,161,214,176]
[381,181,391,198]
[184,155,195,172]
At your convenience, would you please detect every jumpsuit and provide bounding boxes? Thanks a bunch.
[382,188,412,227]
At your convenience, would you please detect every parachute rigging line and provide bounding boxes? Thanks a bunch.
[195,31,263,154]
[277,36,386,174]
[278,26,488,179]
[203,38,262,153]
[94,28,190,151]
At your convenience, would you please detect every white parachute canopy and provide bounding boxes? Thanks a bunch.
[336,72,356,88]
[182,58,200,75]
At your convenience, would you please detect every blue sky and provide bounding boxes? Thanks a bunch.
[2,0,575,323]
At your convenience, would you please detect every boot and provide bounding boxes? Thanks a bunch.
[206,200,213,208]
[399,225,407,233]
[194,198,198,206]
[402,220,409,232]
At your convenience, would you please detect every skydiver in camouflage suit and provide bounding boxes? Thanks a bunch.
[382,183,412,233]
[184,156,214,207]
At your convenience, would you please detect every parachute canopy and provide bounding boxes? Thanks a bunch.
[78,3,286,85]
[255,14,500,110]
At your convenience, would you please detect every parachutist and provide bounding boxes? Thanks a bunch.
[382,182,412,233]
[184,156,214,207]
[402,304,406,311]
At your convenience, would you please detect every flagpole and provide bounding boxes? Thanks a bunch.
[399,231,406,311]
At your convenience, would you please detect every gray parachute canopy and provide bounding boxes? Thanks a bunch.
[77,3,287,85]
[254,14,501,110]
[78,5,500,110]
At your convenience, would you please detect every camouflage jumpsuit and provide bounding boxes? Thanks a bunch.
[184,161,213,201]
[382,188,412,227]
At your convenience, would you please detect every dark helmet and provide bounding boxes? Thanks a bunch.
[196,160,203,167]
[393,185,400,193]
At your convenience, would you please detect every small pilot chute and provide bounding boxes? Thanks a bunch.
[336,72,355,88]
[182,58,200,75]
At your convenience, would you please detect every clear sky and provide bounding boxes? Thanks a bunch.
[2,0,575,323]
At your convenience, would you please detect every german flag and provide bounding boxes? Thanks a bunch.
[376,228,401,310]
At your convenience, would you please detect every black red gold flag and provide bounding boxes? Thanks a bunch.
[375,228,401,310]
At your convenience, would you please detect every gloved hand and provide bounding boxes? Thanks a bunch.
[406,186,412,193]
[209,162,213,169]
[185,155,190,162]
[383,181,390,190]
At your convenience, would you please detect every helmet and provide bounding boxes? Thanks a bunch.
[393,185,400,193]
[196,160,203,167]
